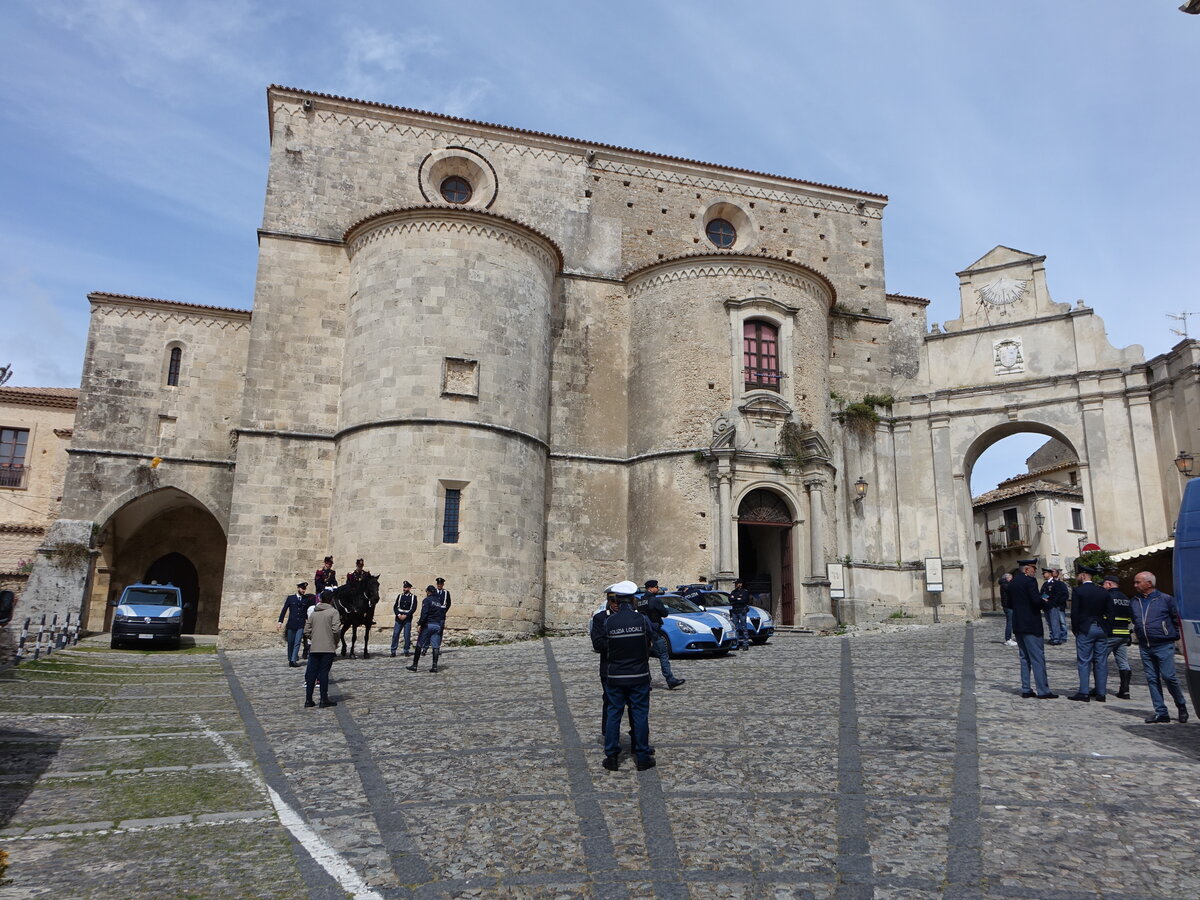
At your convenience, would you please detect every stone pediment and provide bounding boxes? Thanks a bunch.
[958,246,1043,275]
[738,392,792,419]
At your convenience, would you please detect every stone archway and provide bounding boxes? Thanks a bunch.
[87,487,227,635]
[736,488,796,624]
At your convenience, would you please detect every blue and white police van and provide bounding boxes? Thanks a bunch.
[1174,478,1200,712]
[110,583,186,650]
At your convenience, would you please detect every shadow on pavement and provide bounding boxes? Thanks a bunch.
[0,727,63,829]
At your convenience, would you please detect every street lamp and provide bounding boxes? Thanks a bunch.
[854,476,868,501]
[1175,451,1194,477]
[1034,510,1045,533]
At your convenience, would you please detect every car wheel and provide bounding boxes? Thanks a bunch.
[110,636,121,649]
[750,635,769,645]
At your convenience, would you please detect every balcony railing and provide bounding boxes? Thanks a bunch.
[744,368,782,391]
[0,464,28,489]
[989,525,1029,552]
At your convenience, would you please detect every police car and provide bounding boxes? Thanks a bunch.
[110,583,187,650]
[675,586,775,644]
[597,592,737,656]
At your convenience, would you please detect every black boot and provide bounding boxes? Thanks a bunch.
[405,648,422,672]
[304,683,316,708]
[1178,704,1190,724]
[430,649,440,673]
[1116,670,1131,699]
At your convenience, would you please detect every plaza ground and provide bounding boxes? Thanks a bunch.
[0,620,1197,899]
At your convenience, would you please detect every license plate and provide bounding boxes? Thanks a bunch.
[138,634,153,639]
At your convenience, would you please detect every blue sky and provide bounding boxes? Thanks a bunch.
[2,1,1196,494]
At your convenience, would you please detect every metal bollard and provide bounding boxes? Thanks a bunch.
[15,617,30,663]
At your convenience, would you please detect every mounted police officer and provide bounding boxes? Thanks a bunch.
[1011,558,1057,699]
[391,581,418,657]
[597,580,656,771]
[314,555,338,595]
[728,578,753,651]
[1102,574,1133,699]
[638,580,685,690]
[1067,565,1115,702]
[407,585,450,673]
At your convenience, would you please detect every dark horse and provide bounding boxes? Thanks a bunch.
[331,574,380,658]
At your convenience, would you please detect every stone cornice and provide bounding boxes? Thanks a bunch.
[625,253,835,304]
[343,206,563,274]
[89,293,251,328]
[67,447,235,467]
[926,308,1093,342]
[268,86,887,204]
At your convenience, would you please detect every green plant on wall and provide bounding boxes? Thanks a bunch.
[836,394,894,437]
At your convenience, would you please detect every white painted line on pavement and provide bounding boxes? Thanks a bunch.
[193,715,383,900]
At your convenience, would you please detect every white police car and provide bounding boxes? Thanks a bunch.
[110,583,187,650]
[676,586,775,644]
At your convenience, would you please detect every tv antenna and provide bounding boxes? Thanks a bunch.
[0,363,12,387]
[1168,311,1197,340]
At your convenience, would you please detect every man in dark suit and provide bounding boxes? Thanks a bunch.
[1067,565,1115,702]
[1011,559,1057,699]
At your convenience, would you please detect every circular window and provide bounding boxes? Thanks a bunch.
[440,176,473,204]
[706,218,736,249]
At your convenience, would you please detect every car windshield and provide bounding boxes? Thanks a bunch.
[697,591,731,606]
[659,594,705,614]
[123,589,181,607]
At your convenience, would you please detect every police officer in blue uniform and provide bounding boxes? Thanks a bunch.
[1102,574,1134,699]
[638,580,685,689]
[277,581,310,667]
[1042,567,1070,644]
[591,586,651,757]
[1011,558,1058,699]
[1067,565,1115,702]
[407,585,449,673]
[728,578,753,651]
[597,580,656,771]
[390,581,418,657]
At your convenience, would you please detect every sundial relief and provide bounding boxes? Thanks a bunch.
[975,275,1028,321]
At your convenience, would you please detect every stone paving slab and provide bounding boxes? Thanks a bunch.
[0,624,1197,898]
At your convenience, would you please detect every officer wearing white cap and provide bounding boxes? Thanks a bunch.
[595,580,656,771]
[591,584,644,751]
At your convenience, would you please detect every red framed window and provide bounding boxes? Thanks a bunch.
[743,321,781,390]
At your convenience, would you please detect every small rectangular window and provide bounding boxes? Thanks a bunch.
[1070,508,1084,531]
[0,427,29,489]
[443,488,461,544]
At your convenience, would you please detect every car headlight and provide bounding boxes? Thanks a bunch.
[113,613,129,623]
[761,615,774,627]
[676,621,696,634]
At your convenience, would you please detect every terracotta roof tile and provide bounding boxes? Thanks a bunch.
[0,387,78,410]
[972,478,1082,507]
[269,85,888,202]
[87,292,251,317]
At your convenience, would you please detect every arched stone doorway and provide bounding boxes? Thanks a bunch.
[736,488,796,625]
[962,423,1085,614]
[143,553,201,634]
[86,487,226,635]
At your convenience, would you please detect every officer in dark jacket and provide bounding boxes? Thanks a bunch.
[638,580,685,689]
[728,578,754,651]
[277,581,310,667]
[1067,565,1115,701]
[1130,571,1189,723]
[390,581,418,657]
[407,585,450,673]
[999,572,1016,645]
[1042,567,1070,644]
[597,580,656,771]
[591,587,645,752]
[1102,575,1133,699]
[1010,559,1057,699]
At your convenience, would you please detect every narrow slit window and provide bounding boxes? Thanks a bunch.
[443,488,462,544]
[167,347,182,386]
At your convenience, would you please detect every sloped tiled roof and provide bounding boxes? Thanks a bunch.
[0,387,78,410]
[972,479,1083,507]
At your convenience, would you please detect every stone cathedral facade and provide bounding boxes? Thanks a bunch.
[25,86,1197,646]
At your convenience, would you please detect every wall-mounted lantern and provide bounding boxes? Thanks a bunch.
[1034,510,1045,533]
[1175,450,1194,477]
[853,476,868,501]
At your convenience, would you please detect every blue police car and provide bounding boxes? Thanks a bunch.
[676,586,776,644]
[597,592,737,656]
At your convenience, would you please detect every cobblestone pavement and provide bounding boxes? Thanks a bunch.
[1,621,1197,899]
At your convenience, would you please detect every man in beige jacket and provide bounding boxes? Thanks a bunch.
[303,590,341,708]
